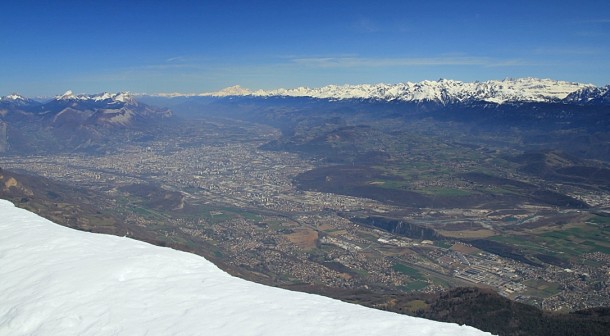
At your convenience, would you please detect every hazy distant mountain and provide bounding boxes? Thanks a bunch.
[184,78,595,104]
[2,77,608,154]
[0,93,40,108]
[563,85,610,105]
[0,91,172,153]
[136,78,610,162]
[41,90,171,127]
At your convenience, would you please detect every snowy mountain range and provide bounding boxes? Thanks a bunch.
[2,78,608,107]
[54,90,135,104]
[0,200,492,336]
[191,78,607,105]
[1,78,608,154]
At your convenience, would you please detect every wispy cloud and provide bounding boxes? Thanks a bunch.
[351,17,412,34]
[573,30,608,38]
[166,56,186,63]
[291,56,529,68]
[353,17,381,33]
[570,19,610,37]
[485,59,533,67]
[574,18,610,24]
[533,47,601,56]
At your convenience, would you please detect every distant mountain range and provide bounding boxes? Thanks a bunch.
[137,77,610,162]
[0,91,171,153]
[154,78,610,105]
[1,78,609,154]
[1,90,171,126]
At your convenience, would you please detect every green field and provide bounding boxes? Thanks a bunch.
[523,279,561,298]
[393,263,424,279]
[492,221,610,260]
[402,280,428,291]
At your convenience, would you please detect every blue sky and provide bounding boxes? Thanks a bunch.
[1,0,609,96]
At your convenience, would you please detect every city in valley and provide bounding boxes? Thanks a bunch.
[3,116,609,313]
[3,2,610,335]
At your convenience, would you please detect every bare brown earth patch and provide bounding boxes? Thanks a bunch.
[286,228,319,249]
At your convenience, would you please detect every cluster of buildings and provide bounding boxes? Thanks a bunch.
[2,120,608,312]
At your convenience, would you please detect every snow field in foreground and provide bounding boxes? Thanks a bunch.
[0,200,493,336]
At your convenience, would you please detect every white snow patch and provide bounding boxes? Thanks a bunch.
[0,200,493,336]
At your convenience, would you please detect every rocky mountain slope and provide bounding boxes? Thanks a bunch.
[0,91,172,153]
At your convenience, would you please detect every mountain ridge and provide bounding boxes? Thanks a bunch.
[3,78,608,106]
[149,78,603,105]
[0,91,172,153]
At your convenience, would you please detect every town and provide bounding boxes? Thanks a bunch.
[3,118,609,312]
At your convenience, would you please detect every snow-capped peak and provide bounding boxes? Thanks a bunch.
[113,92,133,103]
[1,93,27,101]
[202,85,252,97]
[56,90,76,100]
[0,93,35,107]
[94,92,115,101]
[200,78,595,104]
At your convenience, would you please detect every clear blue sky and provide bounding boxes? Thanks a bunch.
[1,0,609,96]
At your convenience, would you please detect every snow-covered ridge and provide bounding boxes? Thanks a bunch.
[0,200,493,336]
[199,78,594,104]
[55,90,134,103]
[0,93,27,101]
[564,85,610,104]
[0,93,35,107]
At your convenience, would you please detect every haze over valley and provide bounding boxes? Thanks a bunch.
[2,78,610,335]
[2,1,610,335]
